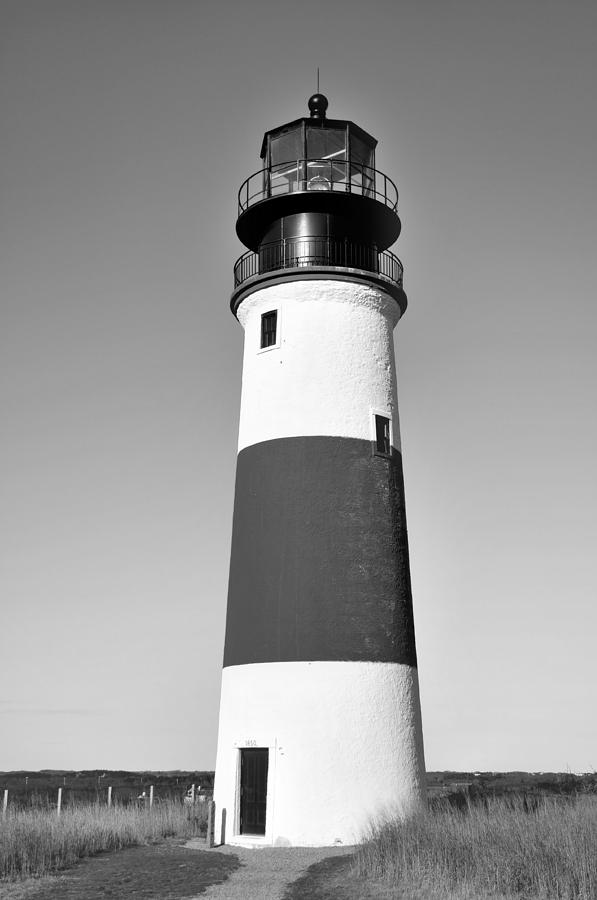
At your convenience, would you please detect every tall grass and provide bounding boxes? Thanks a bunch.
[0,799,207,881]
[357,795,597,899]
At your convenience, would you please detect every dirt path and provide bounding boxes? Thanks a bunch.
[0,839,356,900]
[184,840,354,900]
[0,840,428,900]
[0,841,520,900]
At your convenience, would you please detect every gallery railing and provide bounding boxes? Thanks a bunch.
[233,236,403,289]
[238,159,399,215]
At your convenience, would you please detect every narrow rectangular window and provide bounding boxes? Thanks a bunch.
[260,310,277,348]
[375,415,391,455]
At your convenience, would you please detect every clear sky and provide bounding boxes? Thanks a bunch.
[1,0,596,774]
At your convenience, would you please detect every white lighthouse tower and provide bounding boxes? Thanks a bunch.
[213,94,426,847]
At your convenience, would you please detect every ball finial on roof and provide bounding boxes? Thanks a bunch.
[308,93,328,119]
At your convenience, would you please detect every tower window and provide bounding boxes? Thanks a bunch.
[375,415,391,455]
[260,310,278,348]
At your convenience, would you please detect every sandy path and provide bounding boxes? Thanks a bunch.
[184,840,354,900]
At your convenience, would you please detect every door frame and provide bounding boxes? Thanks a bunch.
[235,745,272,839]
[238,747,269,836]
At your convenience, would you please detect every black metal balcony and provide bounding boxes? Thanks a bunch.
[233,235,403,290]
[238,159,398,217]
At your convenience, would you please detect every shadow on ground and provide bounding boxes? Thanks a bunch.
[0,840,240,900]
[281,854,357,900]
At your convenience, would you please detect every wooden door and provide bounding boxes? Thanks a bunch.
[240,748,268,835]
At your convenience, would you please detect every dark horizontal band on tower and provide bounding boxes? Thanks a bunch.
[223,435,418,668]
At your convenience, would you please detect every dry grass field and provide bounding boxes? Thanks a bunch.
[1,774,596,899]
[0,799,207,881]
[355,795,597,900]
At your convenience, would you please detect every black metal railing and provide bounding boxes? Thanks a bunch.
[238,159,398,215]
[233,236,403,289]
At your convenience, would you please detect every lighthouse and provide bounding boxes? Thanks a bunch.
[213,94,426,847]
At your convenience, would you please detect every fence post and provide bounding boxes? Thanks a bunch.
[206,800,215,848]
[56,788,62,817]
[2,789,8,818]
[107,786,112,807]
[149,785,154,808]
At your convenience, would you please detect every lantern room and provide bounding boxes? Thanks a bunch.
[261,93,376,196]
[232,95,406,316]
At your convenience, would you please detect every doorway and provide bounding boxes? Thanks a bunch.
[239,748,268,835]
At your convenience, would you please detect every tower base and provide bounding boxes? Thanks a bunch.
[213,661,426,847]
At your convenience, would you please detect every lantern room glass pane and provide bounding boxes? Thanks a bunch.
[268,128,304,195]
[349,133,375,197]
[269,128,304,166]
[306,127,346,162]
[350,133,374,169]
[306,127,347,189]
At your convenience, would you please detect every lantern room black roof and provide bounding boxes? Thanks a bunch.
[259,117,377,160]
